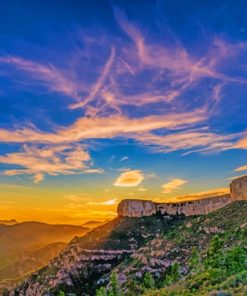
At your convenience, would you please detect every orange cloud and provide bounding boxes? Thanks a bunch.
[87,199,117,206]
[0,144,92,183]
[162,178,187,194]
[114,170,144,187]
[235,164,247,172]
[168,187,230,202]
[235,134,247,149]
[0,111,206,144]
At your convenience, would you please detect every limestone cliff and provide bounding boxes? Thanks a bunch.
[118,175,247,218]
[230,175,247,200]
[117,195,231,217]
[117,199,156,217]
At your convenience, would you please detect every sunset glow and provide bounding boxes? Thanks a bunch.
[1,0,247,224]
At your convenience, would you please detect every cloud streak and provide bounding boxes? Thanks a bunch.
[162,178,187,194]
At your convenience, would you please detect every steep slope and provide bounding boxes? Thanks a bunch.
[113,201,247,296]
[14,214,186,295]
[12,201,247,296]
[0,242,67,286]
[0,222,89,286]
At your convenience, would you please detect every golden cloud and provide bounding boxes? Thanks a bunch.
[168,187,230,202]
[235,164,247,172]
[87,199,117,206]
[162,178,187,194]
[0,144,92,183]
[114,170,144,187]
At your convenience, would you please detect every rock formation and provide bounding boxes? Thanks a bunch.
[230,175,247,200]
[117,199,156,217]
[118,175,247,218]
[117,195,231,217]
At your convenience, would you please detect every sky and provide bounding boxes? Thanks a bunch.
[1,0,247,224]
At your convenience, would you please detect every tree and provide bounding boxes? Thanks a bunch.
[108,272,121,296]
[96,287,107,296]
[224,246,247,274]
[164,263,180,286]
[189,247,201,270]
[142,272,155,289]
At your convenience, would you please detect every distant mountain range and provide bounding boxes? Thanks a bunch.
[82,220,108,228]
[0,219,17,225]
[0,221,89,288]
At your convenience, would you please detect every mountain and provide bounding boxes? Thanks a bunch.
[7,177,247,295]
[82,220,106,228]
[0,219,17,225]
[0,222,89,287]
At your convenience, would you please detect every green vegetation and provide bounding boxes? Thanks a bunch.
[96,201,247,296]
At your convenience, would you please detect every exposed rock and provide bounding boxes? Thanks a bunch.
[230,175,247,200]
[157,195,231,216]
[117,199,156,217]
[117,195,231,218]
[203,226,224,234]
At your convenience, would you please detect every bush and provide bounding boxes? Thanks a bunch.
[143,273,155,289]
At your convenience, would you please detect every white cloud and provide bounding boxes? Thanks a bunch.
[138,187,147,191]
[87,199,117,206]
[162,178,187,194]
[120,156,129,162]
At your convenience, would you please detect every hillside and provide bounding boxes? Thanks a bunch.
[82,220,107,228]
[0,222,89,287]
[12,201,247,296]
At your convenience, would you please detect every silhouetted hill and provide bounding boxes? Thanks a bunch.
[0,222,89,286]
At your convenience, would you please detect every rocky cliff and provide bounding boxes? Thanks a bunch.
[230,175,247,200]
[117,175,247,218]
[117,199,156,217]
[117,195,231,217]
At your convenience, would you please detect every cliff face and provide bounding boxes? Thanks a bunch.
[117,195,231,217]
[157,195,232,216]
[117,199,156,217]
[230,175,247,200]
[117,175,247,218]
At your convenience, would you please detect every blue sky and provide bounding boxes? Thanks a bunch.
[0,0,247,222]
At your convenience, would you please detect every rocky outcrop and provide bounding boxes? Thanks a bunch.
[118,175,247,218]
[117,195,231,217]
[157,195,231,216]
[117,199,156,217]
[230,175,247,200]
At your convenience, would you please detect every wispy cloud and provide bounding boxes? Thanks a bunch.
[0,56,84,100]
[0,6,247,184]
[234,164,247,172]
[114,170,144,187]
[0,110,206,143]
[169,187,229,202]
[120,156,129,162]
[161,178,187,194]
[70,47,116,110]
[0,144,92,183]
[87,198,117,206]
